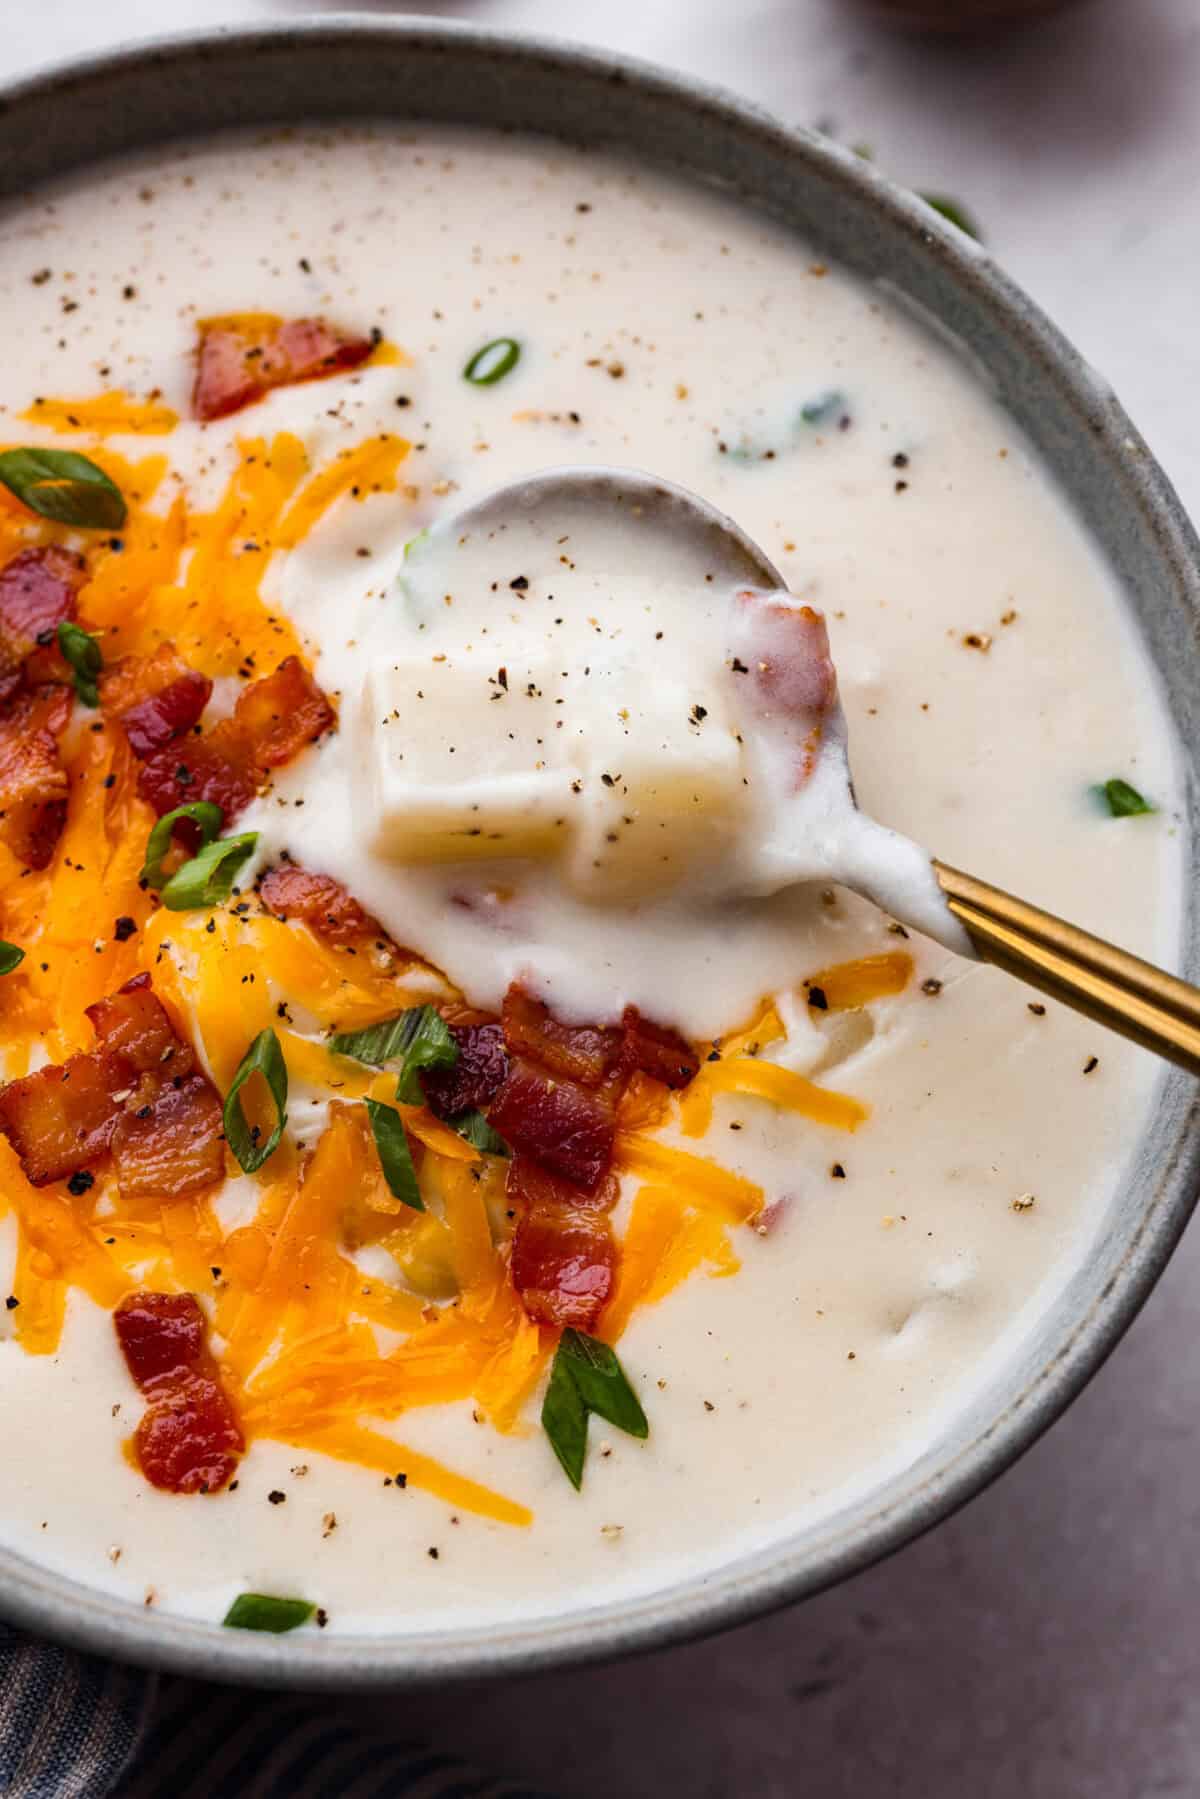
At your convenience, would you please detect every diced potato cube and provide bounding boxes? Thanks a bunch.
[355,655,574,863]
[564,683,745,901]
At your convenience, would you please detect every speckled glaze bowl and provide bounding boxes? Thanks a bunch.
[0,17,1196,1690]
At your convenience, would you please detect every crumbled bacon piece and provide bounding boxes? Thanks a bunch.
[488,1056,616,1194]
[731,591,838,717]
[15,684,73,738]
[420,1021,509,1120]
[508,1157,619,1331]
[115,1287,205,1384]
[109,1072,225,1201]
[0,689,70,869]
[0,546,87,702]
[230,657,336,769]
[136,729,259,827]
[0,1048,122,1184]
[259,863,386,948]
[86,972,188,1069]
[501,983,622,1087]
[619,1006,699,1090]
[0,973,223,1194]
[100,643,212,757]
[136,656,333,823]
[114,1291,244,1494]
[193,314,376,422]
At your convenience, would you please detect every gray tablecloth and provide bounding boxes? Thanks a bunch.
[0,1625,551,1799]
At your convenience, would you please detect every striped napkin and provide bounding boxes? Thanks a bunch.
[0,1625,552,1799]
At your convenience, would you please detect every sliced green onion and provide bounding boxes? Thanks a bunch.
[364,1099,424,1212]
[0,941,24,976]
[542,1344,590,1490]
[393,1008,457,1104]
[140,801,224,890]
[161,832,258,912]
[330,1004,458,1105]
[1096,777,1155,818]
[920,193,982,241]
[223,1592,315,1634]
[558,1329,649,1438]
[800,390,848,429]
[56,621,102,707]
[463,337,521,386]
[449,1108,510,1158]
[541,1329,648,1491]
[0,447,126,528]
[403,528,429,562]
[223,1028,288,1174]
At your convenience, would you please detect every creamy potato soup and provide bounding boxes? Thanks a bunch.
[0,128,1181,1637]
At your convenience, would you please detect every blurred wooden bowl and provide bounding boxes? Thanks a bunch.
[851,0,1084,31]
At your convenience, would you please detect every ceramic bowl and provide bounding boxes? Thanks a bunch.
[0,17,1195,1689]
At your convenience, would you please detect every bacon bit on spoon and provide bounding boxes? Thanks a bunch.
[732,590,838,718]
[114,1291,244,1494]
[0,688,70,869]
[501,983,622,1087]
[0,973,223,1194]
[507,1156,619,1330]
[193,314,376,422]
[137,655,334,823]
[619,1006,700,1089]
[0,545,87,703]
[99,642,213,757]
[259,862,389,949]
[419,1020,510,1120]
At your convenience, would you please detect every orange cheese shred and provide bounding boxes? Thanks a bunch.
[613,1135,763,1224]
[806,951,913,1010]
[20,392,180,437]
[274,434,410,550]
[269,1419,532,1527]
[601,1185,740,1345]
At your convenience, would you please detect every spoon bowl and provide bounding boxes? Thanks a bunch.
[439,464,1200,1077]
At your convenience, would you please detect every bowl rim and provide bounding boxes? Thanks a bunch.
[0,12,1197,1690]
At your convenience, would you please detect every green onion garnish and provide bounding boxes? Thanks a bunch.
[541,1329,648,1491]
[223,1592,315,1634]
[0,941,24,976]
[448,1108,510,1158]
[463,337,521,386]
[330,1004,458,1105]
[160,832,258,912]
[223,1028,288,1174]
[800,390,848,429]
[1096,777,1155,818]
[56,621,102,707]
[141,801,224,889]
[364,1098,424,1211]
[920,193,982,241]
[0,447,126,528]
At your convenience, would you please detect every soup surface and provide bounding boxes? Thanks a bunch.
[0,126,1182,1635]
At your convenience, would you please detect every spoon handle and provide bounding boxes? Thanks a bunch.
[933,860,1200,1076]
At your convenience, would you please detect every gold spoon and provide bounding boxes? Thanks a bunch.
[436,467,1197,1075]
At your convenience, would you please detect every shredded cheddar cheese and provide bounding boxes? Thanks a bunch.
[20,392,181,437]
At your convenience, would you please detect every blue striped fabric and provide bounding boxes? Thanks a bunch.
[0,1627,553,1799]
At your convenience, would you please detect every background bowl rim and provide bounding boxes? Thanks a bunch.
[0,11,1197,1690]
